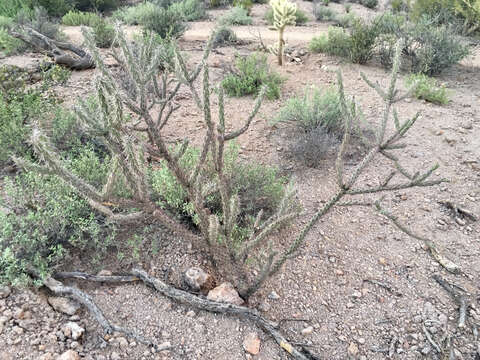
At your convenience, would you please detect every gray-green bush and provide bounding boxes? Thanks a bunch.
[219,6,252,25]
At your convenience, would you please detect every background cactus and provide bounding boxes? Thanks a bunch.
[268,0,296,65]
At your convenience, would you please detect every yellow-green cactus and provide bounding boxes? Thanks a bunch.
[269,0,297,65]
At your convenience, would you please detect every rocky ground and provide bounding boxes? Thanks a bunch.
[1,0,480,359]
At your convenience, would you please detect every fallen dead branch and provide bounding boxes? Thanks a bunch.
[439,200,478,222]
[433,274,469,328]
[375,202,460,274]
[10,26,94,70]
[42,277,163,349]
[363,279,402,297]
[50,269,319,360]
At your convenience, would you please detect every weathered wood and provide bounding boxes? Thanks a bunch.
[10,26,94,70]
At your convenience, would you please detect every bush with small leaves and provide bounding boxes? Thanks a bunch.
[112,2,158,24]
[313,5,336,21]
[219,6,253,25]
[62,10,101,26]
[169,0,206,21]
[309,27,350,57]
[222,52,284,99]
[142,5,186,38]
[289,126,338,167]
[92,17,115,48]
[406,73,450,104]
[233,0,253,13]
[272,86,344,132]
[212,26,237,47]
[0,28,26,55]
[0,171,113,286]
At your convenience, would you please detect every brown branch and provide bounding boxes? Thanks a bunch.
[130,269,318,360]
[433,274,469,328]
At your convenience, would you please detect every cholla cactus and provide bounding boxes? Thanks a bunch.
[269,0,296,65]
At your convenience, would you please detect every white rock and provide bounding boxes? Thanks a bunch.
[243,332,260,355]
[207,282,244,305]
[301,326,314,335]
[56,350,80,360]
[62,322,85,340]
[48,297,80,315]
[0,285,11,299]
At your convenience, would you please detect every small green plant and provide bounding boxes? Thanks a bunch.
[62,10,101,26]
[219,6,253,25]
[213,25,237,47]
[0,28,26,55]
[92,17,115,48]
[169,0,205,21]
[344,3,352,12]
[233,0,253,13]
[322,0,331,5]
[272,86,344,132]
[309,19,379,64]
[313,5,336,21]
[265,7,308,25]
[222,52,284,99]
[269,0,297,65]
[406,73,450,104]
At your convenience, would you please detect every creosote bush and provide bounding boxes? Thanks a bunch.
[406,73,450,104]
[219,6,253,25]
[212,25,237,47]
[62,10,101,26]
[222,52,284,99]
[92,17,115,48]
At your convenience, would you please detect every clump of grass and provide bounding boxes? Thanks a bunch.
[222,52,284,99]
[406,73,450,104]
[62,10,101,26]
[313,4,336,21]
[213,25,237,47]
[272,86,344,132]
[219,7,253,25]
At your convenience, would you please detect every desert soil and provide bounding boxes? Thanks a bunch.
[1,1,479,360]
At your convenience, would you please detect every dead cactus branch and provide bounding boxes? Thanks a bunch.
[433,274,470,328]
[10,26,94,70]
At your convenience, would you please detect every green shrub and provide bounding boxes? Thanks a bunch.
[92,17,114,47]
[219,7,252,25]
[0,171,112,286]
[313,5,336,21]
[389,0,409,12]
[0,16,14,28]
[150,143,287,231]
[0,0,33,18]
[410,0,456,25]
[309,27,350,57]
[115,2,185,38]
[169,0,205,21]
[272,86,344,132]
[213,25,237,47]
[454,0,480,34]
[62,10,101,25]
[406,73,450,104]
[381,17,470,75]
[33,0,72,17]
[233,0,253,13]
[335,12,357,27]
[222,53,284,99]
[16,6,61,40]
[0,28,26,55]
[360,0,378,9]
[347,18,379,64]
[70,0,119,12]
[266,7,308,25]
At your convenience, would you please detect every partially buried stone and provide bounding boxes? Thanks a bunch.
[207,282,244,305]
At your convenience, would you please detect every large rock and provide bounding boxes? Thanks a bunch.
[48,297,80,315]
[243,332,261,355]
[183,267,215,293]
[62,322,85,340]
[207,282,244,305]
[56,350,80,360]
[0,285,11,299]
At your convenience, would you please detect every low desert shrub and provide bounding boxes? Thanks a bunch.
[0,171,113,286]
[150,143,287,234]
[15,6,61,40]
[410,0,456,25]
[313,5,336,21]
[0,28,26,55]
[222,52,284,99]
[266,7,308,24]
[219,6,253,25]
[233,0,253,13]
[381,17,470,74]
[406,73,450,104]
[309,19,379,64]
[213,25,237,47]
[61,10,101,26]
[272,86,344,132]
[112,2,157,24]
[92,17,115,47]
[289,126,338,167]
[169,0,205,21]
[141,5,185,38]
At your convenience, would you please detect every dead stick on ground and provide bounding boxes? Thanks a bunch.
[439,201,478,222]
[423,324,441,353]
[42,277,167,349]
[432,274,469,328]
[52,270,319,360]
[131,269,318,360]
